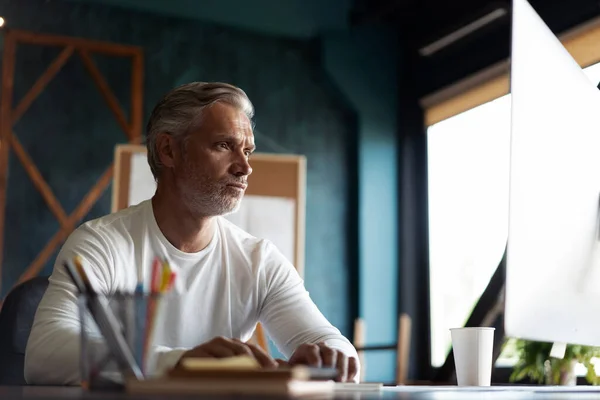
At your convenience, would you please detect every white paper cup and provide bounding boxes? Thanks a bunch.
[450,327,495,386]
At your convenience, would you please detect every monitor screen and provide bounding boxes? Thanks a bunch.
[505,0,600,346]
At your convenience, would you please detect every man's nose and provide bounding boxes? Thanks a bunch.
[232,153,252,177]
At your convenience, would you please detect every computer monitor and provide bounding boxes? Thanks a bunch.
[504,0,600,347]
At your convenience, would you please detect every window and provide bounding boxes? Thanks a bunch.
[427,61,600,369]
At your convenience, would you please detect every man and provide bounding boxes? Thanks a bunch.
[24,82,359,385]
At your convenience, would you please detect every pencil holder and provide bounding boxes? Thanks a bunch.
[77,291,162,390]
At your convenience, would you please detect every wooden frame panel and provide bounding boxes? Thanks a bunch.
[0,29,144,297]
[422,16,600,126]
[244,153,306,276]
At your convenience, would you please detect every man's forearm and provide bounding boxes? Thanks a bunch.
[25,329,82,385]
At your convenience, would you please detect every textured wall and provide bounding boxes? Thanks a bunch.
[0,0,356,339]
[324,28,399,383]
[64,0,353,38]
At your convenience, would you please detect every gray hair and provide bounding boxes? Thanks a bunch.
[145,82,255,179]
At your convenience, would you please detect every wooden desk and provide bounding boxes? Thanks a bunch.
[3,385,600,399]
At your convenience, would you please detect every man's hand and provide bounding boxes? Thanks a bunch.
[288,342,358,382]
[177,336,278,368]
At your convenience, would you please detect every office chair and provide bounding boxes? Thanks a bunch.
[0,276,49,385]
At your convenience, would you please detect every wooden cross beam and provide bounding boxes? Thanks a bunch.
[0,29,144,297]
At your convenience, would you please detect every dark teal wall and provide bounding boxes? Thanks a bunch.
[0,0,354,335]
[64,0,352,38]
[0,0,402,383]
[323,27,399,383]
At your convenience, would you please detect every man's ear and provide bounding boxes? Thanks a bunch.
[156,133,179,169]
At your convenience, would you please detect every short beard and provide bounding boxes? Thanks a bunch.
[176,161,242,218]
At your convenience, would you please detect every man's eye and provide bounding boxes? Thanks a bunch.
[219,142,229,150]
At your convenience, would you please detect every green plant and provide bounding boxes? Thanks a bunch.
[506,338,600,385]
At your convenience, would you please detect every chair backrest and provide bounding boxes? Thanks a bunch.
[0,277,49,385]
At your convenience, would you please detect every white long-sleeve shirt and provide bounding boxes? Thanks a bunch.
[24,199,358,385]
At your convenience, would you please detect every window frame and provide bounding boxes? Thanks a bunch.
[420,15,600,382]
[421,17,600,127]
